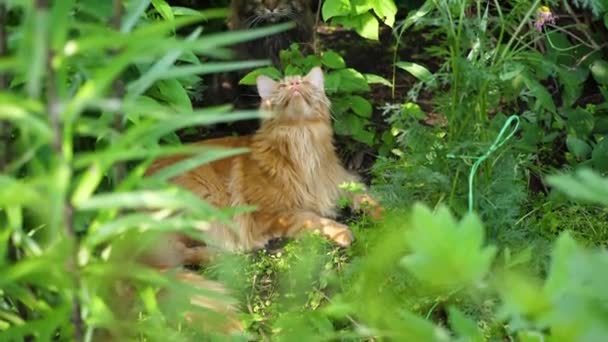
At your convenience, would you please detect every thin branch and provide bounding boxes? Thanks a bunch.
[0,1,10,170]
[561,0,600,50]
[35,0,83,339]
[111,0,126,184]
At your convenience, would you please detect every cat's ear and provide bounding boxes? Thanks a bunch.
[304,66,324,92]
[256,75,277,99]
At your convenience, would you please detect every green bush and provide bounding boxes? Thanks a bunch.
[2,0,608,341]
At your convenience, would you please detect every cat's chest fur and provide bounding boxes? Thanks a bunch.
[241,122,346,217]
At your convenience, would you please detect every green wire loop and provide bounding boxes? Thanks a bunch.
[466,115,520,213]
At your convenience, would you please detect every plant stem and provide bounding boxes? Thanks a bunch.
[561,0,600,50]
[313,0,322,55]
[111,0,126,185]
[35,0,84,339]
[0,1,10,170]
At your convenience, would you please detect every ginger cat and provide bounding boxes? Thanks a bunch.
[103,67,382,339]
[145,67,382,256]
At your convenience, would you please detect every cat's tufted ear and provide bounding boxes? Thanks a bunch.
[256,75,277,99]
[304,67,324,92]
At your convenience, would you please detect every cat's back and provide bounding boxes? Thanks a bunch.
[145,135,253,205]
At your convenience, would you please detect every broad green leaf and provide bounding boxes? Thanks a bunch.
[351,12,380,40]
[364,73,392,87]
[331,68,369,93]
[566,135,591,159]
[321,50,346,69]
[396,61,433,83]
[322,0,351,20]
[401,204,496,290]
[348,95,373,118]
[496,273,551,322]
[372,0,398,27]
[351,0,373,15]
[523,75,557,113]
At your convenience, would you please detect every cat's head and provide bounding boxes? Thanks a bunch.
[242,0,309,24]
[256,67,330,121]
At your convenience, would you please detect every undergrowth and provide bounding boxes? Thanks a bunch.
[2,0,608,341]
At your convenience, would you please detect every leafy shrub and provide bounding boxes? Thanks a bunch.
[240,43,391,146]
[0,0,286,340]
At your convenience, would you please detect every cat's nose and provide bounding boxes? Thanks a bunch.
[265,0,278,10]
[288,80,301,87]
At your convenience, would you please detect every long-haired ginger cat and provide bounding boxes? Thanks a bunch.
[106,67,383,339]
[145,66,382,259]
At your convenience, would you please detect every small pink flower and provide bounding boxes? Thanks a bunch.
[534,6,557,31]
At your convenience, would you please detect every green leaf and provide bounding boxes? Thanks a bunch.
[152,0,174,24]
[321,0,351,20]
[349,95,373,118]
[123,0,152,33]
[401,102,426,119]
[334,113,374,145]
[239,67,282,85]
[546,168,608,206]
[590,59,608,85]
[448,307,483,342]
[592,137,608,172]
[396,61,433,83]
[351,0,373,15]
[321,51,346,69]
[152,79,192,112]
[145,148,249,182]
[356,13,380,40]
[364,73,392,87]
[127,27,202,100]
[331,68,370,93]
[544,232,579,298]
[523,75,557,113]
[565,107,594,137]
[332,12,379,40]
[71,163,103,206]
[401,204,496,290]
[158,60,270,80]
[566,135,591,159]
[77,189,218,216]
[372,0,398,27]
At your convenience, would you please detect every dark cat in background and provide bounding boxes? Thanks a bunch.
[228,0,316,67]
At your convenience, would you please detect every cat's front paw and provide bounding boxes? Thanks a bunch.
[319,219,353,247]
[353,193,384,220]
